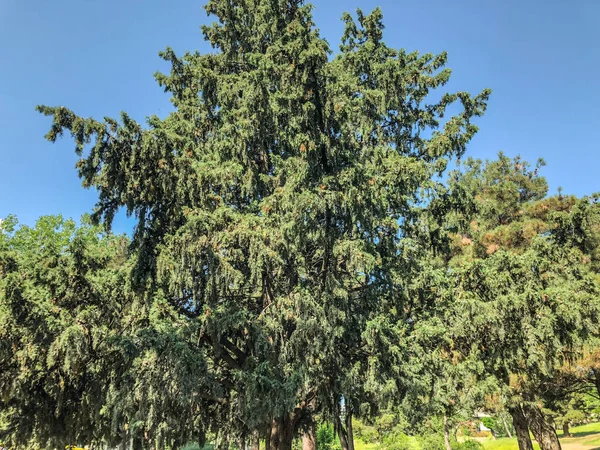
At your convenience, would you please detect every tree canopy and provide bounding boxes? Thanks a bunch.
[440,155,600,450]
[32,0,490,448]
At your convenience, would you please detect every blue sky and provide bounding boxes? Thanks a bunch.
[1,0,598,234]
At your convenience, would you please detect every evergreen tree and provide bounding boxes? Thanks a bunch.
[444,155,600,450]
[36,1,489,448]
[0,216,131,448]
[0,216,219,449]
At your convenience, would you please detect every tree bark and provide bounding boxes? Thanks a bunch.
[269,416,294,450]
[562,423,571,438]
[502,415,513,439]
[251,430,260,450]
[522,404,562,450]
[346,410,354,450]
[302,421,316,450]
[509,406,534,450]
[265,423,271,450]
[443,414,453,450]
[594,369,600,398]
[335,410,355,450]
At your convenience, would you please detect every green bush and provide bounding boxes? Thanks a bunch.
[455,440,484,450]
[353,418,380,444]
[416,433,447,450]
[316,423,341,450]
[480,417,496,432]
[378,431,415,450]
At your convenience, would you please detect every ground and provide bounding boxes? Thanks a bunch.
[480,422,600,450]
[182,422,600,450]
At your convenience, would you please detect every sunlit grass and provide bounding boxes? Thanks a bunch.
[354,440,379,450]
[481,438,540,450]
[481,421,600,450]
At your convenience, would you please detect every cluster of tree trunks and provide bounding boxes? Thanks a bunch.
[229,404,565,450]
[267,416,295,450]
[509,404,562,450]
[334,411,355,450]
[258,409,353,450]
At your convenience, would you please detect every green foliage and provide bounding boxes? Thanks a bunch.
[353,419,380,444]
[455,441,484,450]
[415,433,447,450]
[316,423,341,450]
[444,155,600,408]
[0,216,214,449]
[375,414,397,442]
[33,0,490,446]
[478,416,510,439]
[480,418,496,432]
[0,216,132,448]
[378,431,415,450]
[545,391,595,429]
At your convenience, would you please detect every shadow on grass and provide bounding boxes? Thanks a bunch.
[561,431,600,439]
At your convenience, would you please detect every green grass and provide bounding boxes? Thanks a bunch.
[354,440,379,450]
[557,421,600,437]
[182,422,600,450]
[480,421,600,450]
[481,439,540,450]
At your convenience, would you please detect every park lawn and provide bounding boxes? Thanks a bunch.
[181,422,600,450]
[481,421,600,450]
[482,439,540,450]
[557,421,600,436]
[354,440,379,450]
[354,439,378,450]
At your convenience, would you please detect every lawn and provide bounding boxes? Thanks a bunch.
[482,439,540,450]
[354,440,379,450]
[481,421,600,450]
[180,422,600,450]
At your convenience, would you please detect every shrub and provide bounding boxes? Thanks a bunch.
[316,423,341,450]
[455,440,484,450]
[354,418,380,444]
[416,433,447,450]
[378,431,415,450]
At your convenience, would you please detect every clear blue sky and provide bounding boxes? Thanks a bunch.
[1,0,598,234]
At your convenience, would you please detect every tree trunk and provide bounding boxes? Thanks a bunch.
[594,369,600,398]
[522,404,562,450]
[269,416,294,450]
[562,423,571,438]
[302,421,316,450]
[509,406,534,450]
[443,414,453,450]
[251,430,260,450]
[502,415,513,439]
[335,411,355,450]
[346,410,354,450]
[265,423,271,450]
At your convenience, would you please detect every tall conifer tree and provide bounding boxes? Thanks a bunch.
[37,1,490,448]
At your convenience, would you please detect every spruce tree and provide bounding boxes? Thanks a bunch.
[37,1,490,448]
